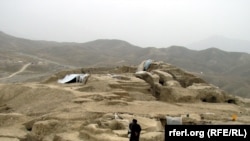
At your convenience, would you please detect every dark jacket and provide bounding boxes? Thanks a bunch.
[129,121,141,141]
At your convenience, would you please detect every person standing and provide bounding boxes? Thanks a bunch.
[128,119,141,141]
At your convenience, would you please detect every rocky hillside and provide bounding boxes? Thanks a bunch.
[1,31,250,98]
[0,60,249,141]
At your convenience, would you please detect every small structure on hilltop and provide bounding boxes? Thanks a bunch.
[57,73,90,84]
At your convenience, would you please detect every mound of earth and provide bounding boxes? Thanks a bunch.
[0,60,249,141]
[135,60,239,104]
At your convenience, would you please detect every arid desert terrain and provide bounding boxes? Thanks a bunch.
[0,60,250,141]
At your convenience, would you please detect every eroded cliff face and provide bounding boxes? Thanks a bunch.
[135,60,238,104]
[0,61,249,141]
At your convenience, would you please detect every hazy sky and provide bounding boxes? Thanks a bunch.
[0,0,250,48]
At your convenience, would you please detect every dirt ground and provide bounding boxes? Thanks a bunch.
[0,71,250,141]
[0,61,250,141]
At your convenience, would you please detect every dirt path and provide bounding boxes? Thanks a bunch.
[0,63,31,80]
[17,52,76,69]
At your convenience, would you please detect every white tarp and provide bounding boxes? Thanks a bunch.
[144,59,153,71]
[166,116,182,125]
[57,74,89,84]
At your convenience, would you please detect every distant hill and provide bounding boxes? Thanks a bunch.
[0,31,250,98]
[187,35,250,53]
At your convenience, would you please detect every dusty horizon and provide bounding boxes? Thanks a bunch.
[0,0,249,51]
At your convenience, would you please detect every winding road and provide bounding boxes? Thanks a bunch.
[0,63,31,80]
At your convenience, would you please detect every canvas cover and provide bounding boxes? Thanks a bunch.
[144,59,153,71]
[58,74,89,84]
[166,116,182,125]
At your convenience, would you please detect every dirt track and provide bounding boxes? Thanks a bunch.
[0,63,31,80]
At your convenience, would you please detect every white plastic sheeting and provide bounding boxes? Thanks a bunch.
[57,74,89,84]
[166,116,182,125]
[144,59,153,71]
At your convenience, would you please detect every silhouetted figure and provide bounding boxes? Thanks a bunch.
[128,119,141,141]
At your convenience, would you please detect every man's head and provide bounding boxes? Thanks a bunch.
[132,119,137,123]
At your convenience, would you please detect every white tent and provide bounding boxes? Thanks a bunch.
[57,73,90,84]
